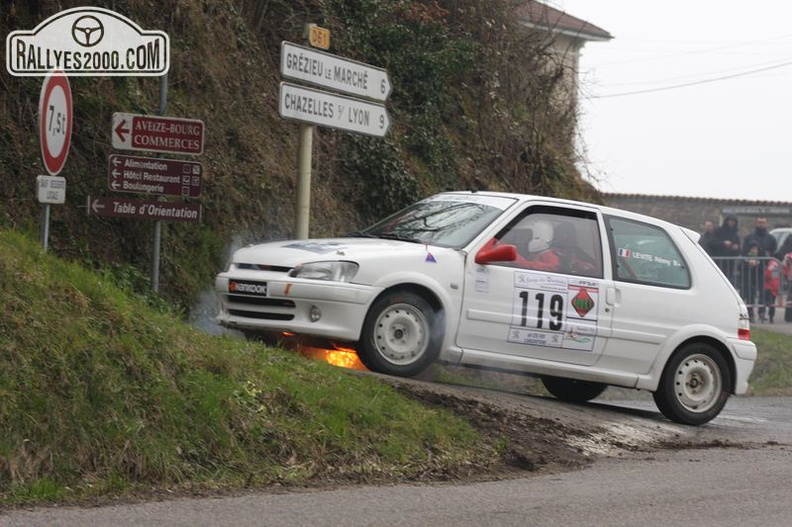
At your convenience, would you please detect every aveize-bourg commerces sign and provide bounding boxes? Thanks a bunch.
[112,113,205,155]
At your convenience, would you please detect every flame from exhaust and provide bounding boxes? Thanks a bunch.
[274,333,369,371]
[302,345,369,371]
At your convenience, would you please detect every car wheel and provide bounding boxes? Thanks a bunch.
[652,343,731,426]
[541,376,607,403]
[357,291,443,377]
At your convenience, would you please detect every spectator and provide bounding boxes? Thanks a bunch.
[774,235,792,262]
[742,217,778,323]
[711,215,740,282]
[774,235,792,322]
[699,220,716,255]
[764,257,781,323]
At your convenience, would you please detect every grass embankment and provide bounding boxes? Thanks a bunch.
[0,230,496,504]
[747,328,792,395]
[2,230,790,505]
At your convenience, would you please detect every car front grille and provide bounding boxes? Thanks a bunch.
[236,263,292,273]
[223,292,296,322]
[228,309,294,321]
[226,295,295,307]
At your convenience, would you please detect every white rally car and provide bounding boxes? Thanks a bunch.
[215,191,757,425]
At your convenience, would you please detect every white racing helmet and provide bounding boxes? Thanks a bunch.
[526,220,553,252]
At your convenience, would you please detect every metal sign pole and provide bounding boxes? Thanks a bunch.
[294,24,316,241]
[151,73,168,292]
[295,122,313,239]
[41,203,50,252]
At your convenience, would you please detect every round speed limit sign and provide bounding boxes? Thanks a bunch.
[38,71,73,176]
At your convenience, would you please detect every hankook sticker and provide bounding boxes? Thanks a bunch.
[228,280,267,296]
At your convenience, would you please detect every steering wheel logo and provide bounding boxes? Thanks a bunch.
[71,15,104,47]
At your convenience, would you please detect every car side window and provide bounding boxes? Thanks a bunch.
[606,216,691,288]
[495,207,603,278]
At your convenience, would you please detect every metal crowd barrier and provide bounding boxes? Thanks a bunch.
[710,256,788,323]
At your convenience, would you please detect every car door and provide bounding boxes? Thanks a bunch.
[456,204,612,366]
[600,215,695,375]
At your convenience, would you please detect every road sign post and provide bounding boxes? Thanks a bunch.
[280,33,392,240]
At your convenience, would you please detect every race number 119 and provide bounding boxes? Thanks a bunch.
[517,291,564,331]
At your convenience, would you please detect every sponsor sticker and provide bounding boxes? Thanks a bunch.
[508,270,599,351]
[229,280,268,296]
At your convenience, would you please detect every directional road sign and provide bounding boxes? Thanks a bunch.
[108,154,202,198]
[87,196,201,222]
[112,112,204,155]
[39,71,73,175]
[279,82,390,137]
[281,41,391,102]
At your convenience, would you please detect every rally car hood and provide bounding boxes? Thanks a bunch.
[232,237,460,268]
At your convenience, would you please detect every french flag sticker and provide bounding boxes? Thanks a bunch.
[618,248,631,258]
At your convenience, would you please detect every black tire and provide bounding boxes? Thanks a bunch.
[652,342,731,426]
[541,376,607,403]
[357,291,443,377]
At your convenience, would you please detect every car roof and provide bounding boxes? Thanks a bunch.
[439,191,692,235]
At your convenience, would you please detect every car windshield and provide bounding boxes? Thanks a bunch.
[355,194,517,248]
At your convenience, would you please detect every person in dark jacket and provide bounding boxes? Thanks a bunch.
[710,215,740,283]
[742,217,778,322]
[699,220,716,255]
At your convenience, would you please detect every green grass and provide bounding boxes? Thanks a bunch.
[2,229,791,505]
[0,230,494,504]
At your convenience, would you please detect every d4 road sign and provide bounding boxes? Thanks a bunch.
[108,154,202,198]
[112,112,204,155]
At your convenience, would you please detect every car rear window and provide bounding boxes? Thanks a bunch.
[606,216,691,288]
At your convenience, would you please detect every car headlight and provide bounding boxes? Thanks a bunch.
[289,261,359,282]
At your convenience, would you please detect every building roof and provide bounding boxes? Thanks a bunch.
[604,192,792,207]
[517,1,613,42]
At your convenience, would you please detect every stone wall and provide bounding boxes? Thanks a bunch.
[603,193,792,240]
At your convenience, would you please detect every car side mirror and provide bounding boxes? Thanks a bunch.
[475,241,517,264]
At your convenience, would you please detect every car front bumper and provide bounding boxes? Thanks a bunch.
[215,275,379,342]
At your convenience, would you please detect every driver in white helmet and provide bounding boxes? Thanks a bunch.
[516,219,561,271]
